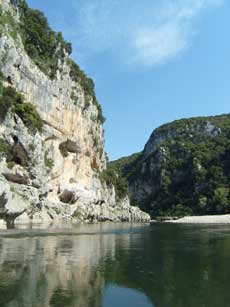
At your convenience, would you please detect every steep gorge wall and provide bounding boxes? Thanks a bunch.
[0,0,150,225]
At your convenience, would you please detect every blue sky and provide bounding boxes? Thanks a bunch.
[27,0,230,161]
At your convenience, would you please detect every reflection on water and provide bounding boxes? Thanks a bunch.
[1,223,230,306]
[103,285,153,307]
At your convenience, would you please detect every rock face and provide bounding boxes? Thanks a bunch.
[111,115,230,217]
[0,0,150,225]
[128,119,222,206]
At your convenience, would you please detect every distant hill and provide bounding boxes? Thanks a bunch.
[111,114,230,218]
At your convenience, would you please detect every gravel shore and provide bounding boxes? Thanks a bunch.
[166,215,230,224]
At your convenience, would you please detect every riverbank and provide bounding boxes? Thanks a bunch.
[165,214,230,224]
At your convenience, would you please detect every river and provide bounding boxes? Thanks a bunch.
[0,222,230,307]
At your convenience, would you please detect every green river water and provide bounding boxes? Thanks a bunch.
[0,222,230,307]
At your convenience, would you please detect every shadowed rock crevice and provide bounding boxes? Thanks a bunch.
[11,142,28,166]
[5,210,27,229]
[1,135,29,166]
[59,139,81,157]
[0,192,7,211]
[59,190,76,204]
[2,173,28,185]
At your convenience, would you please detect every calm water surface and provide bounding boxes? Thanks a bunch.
[0,222,230,307]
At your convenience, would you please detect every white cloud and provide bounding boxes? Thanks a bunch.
[131,21,189,66]
[68,0,224,67]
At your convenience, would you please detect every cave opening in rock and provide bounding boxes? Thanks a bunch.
[7,76,12,84]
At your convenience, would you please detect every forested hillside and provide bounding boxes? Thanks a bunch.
[111,115,230,218]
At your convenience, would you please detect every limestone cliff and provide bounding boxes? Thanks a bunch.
[0,0,150,225]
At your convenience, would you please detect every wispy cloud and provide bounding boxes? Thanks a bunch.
[67,0,224,67]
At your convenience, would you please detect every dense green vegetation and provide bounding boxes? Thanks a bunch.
[17,0,71,79]
[155,114,230,137]
[112,115,230,218]
[109,152,142,183]
[100,166,129,201]
[0,83,42,133]
[0,85,21,120]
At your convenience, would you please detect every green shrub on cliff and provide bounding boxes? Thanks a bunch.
[0,5,20,39]
[18,0,71,79]
[0,138,10,160]
[13,101,42,133]
[44,150,54,172]
[0,86,23,120]
[0,85,42,133]
[100,167,129,201]
[68,59,105,124]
